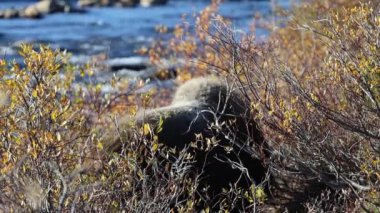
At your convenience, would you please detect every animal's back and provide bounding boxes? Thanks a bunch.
[172,77,247,116]
[172,77,225,105]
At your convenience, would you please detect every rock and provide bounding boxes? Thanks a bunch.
[105,56,151,71]
[22,5,43,19]
[116,0,139,7]
[0,8,20,19]
[140,0,168,7]
[78,0,103,7]
[78,0,144,7]
[0,0,85,19]
[38,0,59,13]
[78,0,117,7]
[25,0,62,15]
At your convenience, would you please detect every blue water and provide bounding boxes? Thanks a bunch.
[0,0,291,59]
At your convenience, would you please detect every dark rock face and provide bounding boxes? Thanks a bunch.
[135,77,268,207]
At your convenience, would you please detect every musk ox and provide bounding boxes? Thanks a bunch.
[107,76,268,208]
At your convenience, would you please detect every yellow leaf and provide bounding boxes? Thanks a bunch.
[143,123,151,135]
[31,150,38,159]
[80,69,85,77]
[152,141,159,152]
[51,111,58,121]
[255,187,266,199]
[32,90,38,98]
[111,201,118,207]
[156,116,164,133]
[97,141,103,150]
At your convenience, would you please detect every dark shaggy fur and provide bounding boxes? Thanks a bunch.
[109,77,268,210]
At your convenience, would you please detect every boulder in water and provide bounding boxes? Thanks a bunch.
[79,0,139,7]
[0,0,85,19]
[140,0,168,7]
[0,8,20,19]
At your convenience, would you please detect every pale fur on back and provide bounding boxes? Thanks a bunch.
[136,76,248,125]
[171,76,226,106]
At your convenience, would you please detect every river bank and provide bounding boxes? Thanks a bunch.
[0,0,291,92]
[0,1,290,58]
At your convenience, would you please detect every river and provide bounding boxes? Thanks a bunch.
[0,0,291,62]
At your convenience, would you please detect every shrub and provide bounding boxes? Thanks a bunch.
[0,44,207,212]
[267,2,380,210]
[1,0,379,211]
[147,0,380,211]
[0,44,96,211]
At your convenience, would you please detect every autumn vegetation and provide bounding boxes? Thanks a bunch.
[0,0,379,212]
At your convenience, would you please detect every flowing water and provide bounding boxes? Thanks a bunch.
[0,0,291,61]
